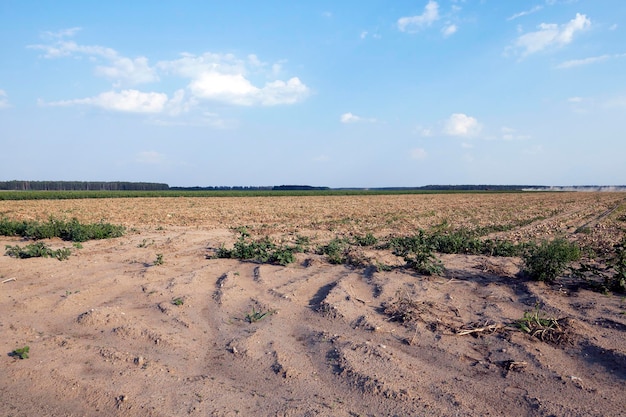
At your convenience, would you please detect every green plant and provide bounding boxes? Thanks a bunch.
[172,297,184,306]
[10,346,29,359]
[137,238,153,248]
[317,238,349,264]
[388,232,444,275]
[245,307,274,323]
[0,216,124,242]
[217,230,297,266]
[154,253,164,266]
[5,242,71,261]
[522,238,581,282]
[353,233,378,247]
[607,239,626,293]
[72,242,83,249]
[514,304,566,344]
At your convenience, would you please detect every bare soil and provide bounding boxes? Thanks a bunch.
[1,193,625,416]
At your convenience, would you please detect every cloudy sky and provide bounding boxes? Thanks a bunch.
[1,1,624,187]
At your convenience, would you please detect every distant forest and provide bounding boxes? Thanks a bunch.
[0,181,169,191]
[0,181,551,192]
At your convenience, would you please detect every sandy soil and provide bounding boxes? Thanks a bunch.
[1,194,625,416]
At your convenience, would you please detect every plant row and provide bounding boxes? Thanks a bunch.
[0,217,125,242]
[215,228,626,293]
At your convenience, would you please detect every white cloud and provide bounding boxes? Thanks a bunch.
[461,142,473,149]
[95,56,159,86]
[0,90,9,109]
[609,24,618,31]
[136,151,166,165]
[568,96,584,103]
[42,89,168,113]
[29,33,310,111]
[507,6,544,21]
[556,53,625,69]
[501,126,530,141]
[340,112,377,124]
[398,1,440,33]
[509,13,591,57]
[42,27,82,40]
[442,24,457,37]
[360,31,368,39]
[443,113,482,137]
[414,125,433,137]
[410,148,427,160]
[29,38,157,86]
[189,73,308,106]
[159,52,309,106]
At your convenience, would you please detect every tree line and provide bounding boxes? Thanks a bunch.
[0,181,169,191]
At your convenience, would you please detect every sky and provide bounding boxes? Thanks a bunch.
[1,0,625,188]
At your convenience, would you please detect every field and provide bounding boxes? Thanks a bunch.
[1,192,625,416]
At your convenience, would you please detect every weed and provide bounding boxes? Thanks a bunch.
[388,232,444,275]
[72,242,83,249]
[522,238,581,283]
[0,216,124,242]
[245,307,274,323]
[137,239,154,248]
[10,346,29,359]
[5,242,71,261]
[317,238,349,264]
[514,304,567,344]
[352,233,378,247]
[154,254,164,266]
[607,239,626,293]
[216,230,297,266]
[172,297,184,306]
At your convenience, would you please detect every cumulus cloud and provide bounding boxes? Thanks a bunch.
[443,113,482,137]
[340,112,377,124]
[41,90,168,113]
[29,31,310,113]
[159,52,309,106]
[509,13,591,57]
[0,90,9,109]
[410,148,427,160]
[29,36,158,86]
[95,56,159,86]
[189,73,308,106]
[398,1,439,33]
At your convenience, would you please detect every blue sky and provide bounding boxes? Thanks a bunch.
[1,0,624,187]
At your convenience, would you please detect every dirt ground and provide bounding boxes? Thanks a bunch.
[1,193,625,416]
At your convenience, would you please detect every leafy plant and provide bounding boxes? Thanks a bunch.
[352,233,378,247]
[0,216,124,242]
[245,307,274,323]
[522,238,581,282]
[607,239,626,293]
[154,253,164,266]
[514,304,566,344]
[172,297,184,306]
[5,242,71,261]
[388,232,444,275]
[317,238,349,264]
[10,346,29,359]
[216,230,297,266]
